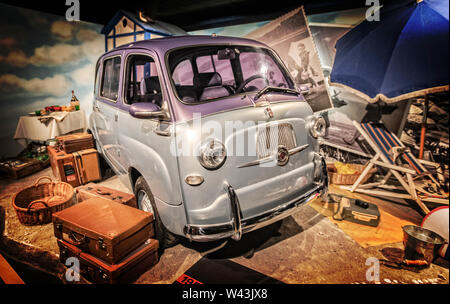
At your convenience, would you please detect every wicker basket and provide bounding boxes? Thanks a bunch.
[327,163,377,185]
[12,176,75,226]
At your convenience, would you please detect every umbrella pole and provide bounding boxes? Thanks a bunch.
[418,95,429,160]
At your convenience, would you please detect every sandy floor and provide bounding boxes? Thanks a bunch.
[0,167,448,284]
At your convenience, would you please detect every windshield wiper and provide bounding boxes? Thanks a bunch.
[253,86,300,101]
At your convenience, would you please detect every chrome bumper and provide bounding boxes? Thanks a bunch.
[184,157,328,242]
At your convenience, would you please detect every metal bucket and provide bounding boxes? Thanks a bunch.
[402,225,447,266]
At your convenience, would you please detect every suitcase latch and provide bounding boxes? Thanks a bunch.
[98,237,107,250]
[56,223,62,231]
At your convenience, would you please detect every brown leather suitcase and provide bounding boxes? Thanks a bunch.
[76,183,137,208]
[47,146,80,187]
[56,133,94,154]
[53,198,154,264]
[73,149,101,185]
[58,238,159,284]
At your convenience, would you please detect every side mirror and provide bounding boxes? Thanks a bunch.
[129,102,170,120]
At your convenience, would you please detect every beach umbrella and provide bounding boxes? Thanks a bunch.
[330,0,449,158]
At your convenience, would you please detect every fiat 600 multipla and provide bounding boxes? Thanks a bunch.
[89,35,328,248]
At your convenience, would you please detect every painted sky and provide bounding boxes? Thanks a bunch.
[0,3,104,157]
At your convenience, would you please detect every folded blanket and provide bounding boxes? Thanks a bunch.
[38,111,69,124]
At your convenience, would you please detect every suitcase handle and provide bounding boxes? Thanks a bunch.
[27,200,49,212]
[34,176,54,187]
[96,188,111,196]
[67,231,88,246]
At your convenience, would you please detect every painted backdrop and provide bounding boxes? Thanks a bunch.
[0,4,104,158]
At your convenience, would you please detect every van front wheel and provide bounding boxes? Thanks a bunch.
[134,176,178,250]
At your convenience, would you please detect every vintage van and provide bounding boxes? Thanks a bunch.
[90,35,328,248]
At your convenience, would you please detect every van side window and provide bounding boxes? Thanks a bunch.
[94,61,101,96]
[124,55,162,106]
[101,57,121,101]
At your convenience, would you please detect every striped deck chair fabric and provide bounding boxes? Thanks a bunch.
[360,123,426,175]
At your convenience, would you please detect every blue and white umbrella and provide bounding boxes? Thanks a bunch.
[330,0,449,103]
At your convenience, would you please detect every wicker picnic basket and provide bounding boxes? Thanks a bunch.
[12,176,75,226]
[327,163,377,185]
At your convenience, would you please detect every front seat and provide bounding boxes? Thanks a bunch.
[194,72,230,101]
[140,76,162,106]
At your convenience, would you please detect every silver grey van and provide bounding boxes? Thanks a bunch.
[90,35,328,248]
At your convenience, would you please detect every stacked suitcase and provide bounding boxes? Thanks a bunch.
[53,197,159,284]
[56,133,95,154]
[48,133,101,187]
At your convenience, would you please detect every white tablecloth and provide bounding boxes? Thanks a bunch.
[13,110,87,145]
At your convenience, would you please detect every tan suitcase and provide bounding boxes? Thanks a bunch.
[73,149,101,185]
[53,197,154,264]
[47,146,80,187]
[76,183,137,208]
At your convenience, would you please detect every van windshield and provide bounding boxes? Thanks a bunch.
[167,45,294,104]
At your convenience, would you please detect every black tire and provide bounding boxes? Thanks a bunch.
[134,176,178,250]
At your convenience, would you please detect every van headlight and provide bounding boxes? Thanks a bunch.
[199,139,227,170]
[306,115,327,139]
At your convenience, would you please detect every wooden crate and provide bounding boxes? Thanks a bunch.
[0,158,42,180]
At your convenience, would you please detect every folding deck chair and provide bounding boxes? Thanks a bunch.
[342,121,448,214]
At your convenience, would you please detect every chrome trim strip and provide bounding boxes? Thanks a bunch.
[225,183,242,241]
[237,144,309,168]
[237,155,275,168]
[288,144,310,156]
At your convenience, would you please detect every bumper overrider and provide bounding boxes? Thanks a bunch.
[183,154,329,242]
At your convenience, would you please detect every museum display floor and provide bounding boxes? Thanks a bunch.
[0,168,448,284]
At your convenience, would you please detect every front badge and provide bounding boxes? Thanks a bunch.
[264,107,274,119]
[277,146,289,166]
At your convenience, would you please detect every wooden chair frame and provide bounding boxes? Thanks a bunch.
[341,121,448,215]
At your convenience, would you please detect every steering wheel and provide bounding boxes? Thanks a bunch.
[235,74,269,94]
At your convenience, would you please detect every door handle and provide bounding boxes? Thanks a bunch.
[114,114,118,122]
[154,123,171,137]
[154,129,171,137]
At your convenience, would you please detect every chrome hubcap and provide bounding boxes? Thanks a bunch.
[137,190,154,214]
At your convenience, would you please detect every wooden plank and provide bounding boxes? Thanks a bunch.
[0,253,25,284]
[319,139,372,158]
[391,170,430,214]
[341,186,448,205]
[370,160,417,175]
[350,156,378,192]
[422,197,449,205]
[340,186,414,199]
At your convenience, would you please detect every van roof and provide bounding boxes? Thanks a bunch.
[102,35,269,57]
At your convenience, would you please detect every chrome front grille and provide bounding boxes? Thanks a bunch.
[256,123,296,159]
